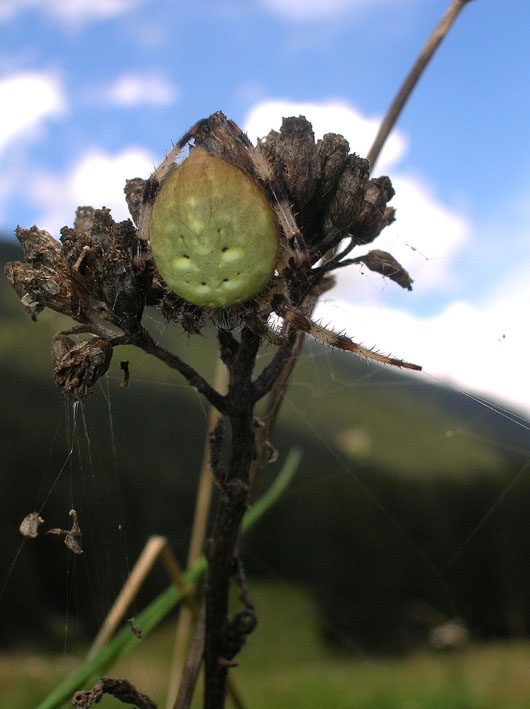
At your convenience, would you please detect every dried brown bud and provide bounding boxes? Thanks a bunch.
[261,116,320,213]
[353,176,396,244]
[316,133,350,203]
[325,154,370,233]
[354,249,413,291]
[74,206,95,233]
[124,178,147,226]
[53,337,113,399]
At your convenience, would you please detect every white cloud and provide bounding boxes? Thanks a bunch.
[316,294,530,419]
[97,72,178,107]
[0,71,66,155]
[0,0,146,27]
[245,99,469,297]
[27,147,155,233]
[258,0,395,21]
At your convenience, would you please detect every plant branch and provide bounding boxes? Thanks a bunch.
[203,328,260,707]
[127,325,230,415]
[72,677,157,709]
[251,329,299,403]
[366,0,476,170]
[173,602,206,709]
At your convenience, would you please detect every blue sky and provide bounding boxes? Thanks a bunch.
[1,0,529,414]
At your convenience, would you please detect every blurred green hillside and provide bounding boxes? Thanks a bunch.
[2,237,530,653]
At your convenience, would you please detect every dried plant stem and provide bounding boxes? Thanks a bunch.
[88,536,193,661]
[366,0,476,169]
[251,285,322,485]
[72,676,158,709]
[168,361,228,709]
[204,328,260,707]
[88,535,168,659]
[188,362,228,564]
[172,602,206,709]
[252,331,305,484]
[199,4,478,701]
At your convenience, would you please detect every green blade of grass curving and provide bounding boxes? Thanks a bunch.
[36,447,302,709]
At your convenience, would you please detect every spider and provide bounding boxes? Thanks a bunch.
[132,112,421,371]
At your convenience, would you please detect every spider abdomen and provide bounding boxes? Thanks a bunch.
[149,149,279,308]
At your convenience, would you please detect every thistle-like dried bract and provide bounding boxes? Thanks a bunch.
[5,226,83,320]
[60,207,152,328]
[6,207,153,333]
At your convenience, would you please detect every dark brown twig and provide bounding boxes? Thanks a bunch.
[203,328,260,707]
[127,326,230,415]
[251,328,299,402]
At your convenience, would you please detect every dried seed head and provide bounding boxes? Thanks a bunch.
[149,149,279,308]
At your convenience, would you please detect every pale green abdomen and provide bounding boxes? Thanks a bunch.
[149,149,279,308]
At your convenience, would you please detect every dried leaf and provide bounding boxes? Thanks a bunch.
[46,509,83,554]
[19,512,44,538]
[354,249,413,290]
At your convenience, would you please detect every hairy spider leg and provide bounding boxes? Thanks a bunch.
[225,119,309,270]
[137,118,209,241]
[271,293,422,371]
